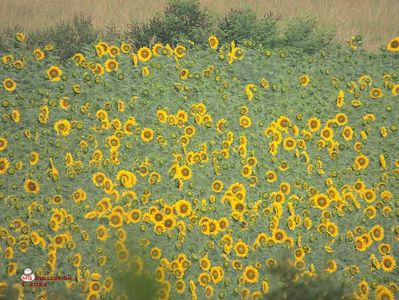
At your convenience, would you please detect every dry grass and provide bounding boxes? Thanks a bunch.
[0,0,398,51]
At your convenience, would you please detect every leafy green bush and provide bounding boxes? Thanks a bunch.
[0,1,338,59]
[127,0,215,48]
[27,14,99,60]
[282,17,336,53]
[218,9,281,48]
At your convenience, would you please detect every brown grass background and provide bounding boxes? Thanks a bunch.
[0,0,398,51]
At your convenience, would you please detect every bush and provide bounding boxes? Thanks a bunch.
[282,16,336,53]
[26,14,99,60]
[127,0,215,48]
[218,9,281,48]
[0,2,337,57]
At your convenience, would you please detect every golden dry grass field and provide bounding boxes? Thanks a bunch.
[0,0,398,51]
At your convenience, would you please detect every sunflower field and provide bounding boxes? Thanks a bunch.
[0,29,399,300]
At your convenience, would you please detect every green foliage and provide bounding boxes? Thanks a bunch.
[0,26,23,53]
[218,9,280,48]
[27,14,98,60]
[127,0,215,47]
[267,258,354,300]
[115,269,159,300]
[282,17,336,54]
[0,1,338,58]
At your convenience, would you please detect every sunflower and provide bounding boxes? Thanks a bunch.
[379,243,391,255]
[326,222,339,237]
[29,151,39,166]
[2,78,16,92]
[200,256,211,271]
[335,113,348,125]
[183,126,196,139]
[14,31,26,42]
[342,126,353,141]
[381,255,396,272]
[141,128,154,142]
[163,215,176,230]
[392,84,399,96]
[354,154,369,170]
[336,90,345,108]
[278,182,290,195]
[72,53,85,65]
[0,137,7,151]
[104,59,119,72]
[375,286,395,300]
[198,272,211,287]
[72,188,87,203]
[101,276,114,292]
[370,88,384,99]
[179,68,189,80]
[96,225,109,241]
[108,45,120,57]
[174,199,192,217]
[152,43,163,56]
[0,157,10,175]
[150,247,162,260]
[116,170,137,188]
[109,212,124,228]
[175,279,186,294]
[314,193,330,210]
[234,239,249,257]
[94,64,105,76]
[239,115,252,128]
[23,179,40,194]
[265,170,277,183]
[208,266,223,284]
[299,75,310,87]
[137,47,152,62]
[46,66,62,81]
[7,262,17,276]
[10,110,20,123]
[282,137,296,151]
[54,119,71,136]
[241,164,252,178]
[211,179,223,193]
[243,266,259,284]
[174,45,186,59]
[320,126,334,141]
[387,36,399,52]
[4,246,13,259]
[362,188,376,203]
[142,66,150,77]
[208,35,219,50]
[178,165,192,181]
[325,259,337,273]
[369,224,384,241]
[307,117,321,132]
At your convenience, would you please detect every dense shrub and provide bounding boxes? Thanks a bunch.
[26,14,99,61]
[0,0,337,58]
[282,17,336,54]
[127,0,215,48]
[218,9,281,48]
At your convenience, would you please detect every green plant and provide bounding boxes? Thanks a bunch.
[127,0,215,48]
[218,9,281,47]
[282,16,336,53]
[27,14,98,60]
[267,258,354,300]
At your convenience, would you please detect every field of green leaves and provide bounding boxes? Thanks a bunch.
[0,28,399,300]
